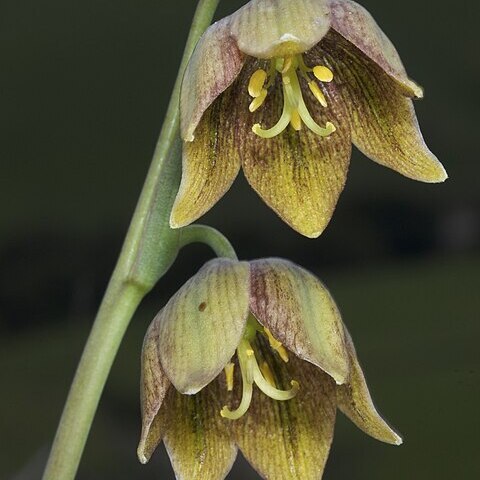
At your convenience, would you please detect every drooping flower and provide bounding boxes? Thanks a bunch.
[137,258,401,479]
[170,0,447,238]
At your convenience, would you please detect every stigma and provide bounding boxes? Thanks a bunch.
[221,319,299,420]
[247,55,336,139]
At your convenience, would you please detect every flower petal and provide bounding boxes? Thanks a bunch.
[137,317,172,464]
[328,0,422,98]
[249,258,349,384]
[181,17,245,142]
[230,0,331,59]
[171,85,242,229]
[158,258,250,394]
[336,328,403,445]
[234,338,337,479]
[239,62,351,238]
[315,32,447,183]
[161,375,238,480]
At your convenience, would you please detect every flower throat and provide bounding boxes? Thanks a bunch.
[248,54,336,139]
[220,316,299,420]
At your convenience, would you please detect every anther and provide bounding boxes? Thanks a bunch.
[313,65,334,83]
[308,81,328,108]
[248,69,267,97]
[260,361,276,387]
[249,88,268,112]
[290,110,302,131]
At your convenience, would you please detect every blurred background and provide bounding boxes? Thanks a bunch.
[1,0,479,478]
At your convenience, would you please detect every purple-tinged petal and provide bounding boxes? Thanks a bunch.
[328,0,423,98]
[249,258,349,384]
[238,60,351,238]
[337,328,403,445]
[171,85,242,229]
[181,17,245,142]
[137,317,171,464]
[234,338,337,479]
[162,375,238,480]
[312,32,447,183]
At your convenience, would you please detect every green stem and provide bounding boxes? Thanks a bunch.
[180,224,238,260]
[42,2,220,479]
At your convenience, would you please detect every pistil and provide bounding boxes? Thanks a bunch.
[247,54,336,138]
[221,320,300,420]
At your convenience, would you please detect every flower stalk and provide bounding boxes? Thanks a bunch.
[42,1,221,479]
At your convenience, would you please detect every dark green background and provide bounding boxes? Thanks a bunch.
[1,0,479,479]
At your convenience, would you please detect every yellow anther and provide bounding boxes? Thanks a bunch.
[224,363,235,391]
[260,361,276,387]
[264,328,282,349]
[248,69,267,97]
[277,345,289,363]
[313,65,334,83]
[249,88,268,112]
[246,349,255,357]
[264,327,290,362]
[308,81,327,108]
[290,109,302,131]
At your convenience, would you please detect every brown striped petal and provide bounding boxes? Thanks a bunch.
[161,375,237,480]
[137,317,172,464]
[336,328,403,445]
[181,17,245,142]
[315,31,447,183]
[229,0,331,59]
[234,338,337,479]
[329,0,423,98]
[171,85,242,229]
[249,258,349,384]
[238,60,351,238]
[157,259,250,394]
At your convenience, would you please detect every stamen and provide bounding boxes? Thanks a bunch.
[260,361,276,387]
[313,65,334,83]
[276,345,289,363]
[264,327,289,362]
[248,69,267,97]
[224,362,235,391]
[264,327,282,350]
[249,88,268,112]
[290,109,302,131]
[308,81,328,108]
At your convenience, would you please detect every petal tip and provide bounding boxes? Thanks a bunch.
[137,441,150,464]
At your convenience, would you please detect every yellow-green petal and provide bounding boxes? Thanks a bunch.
[238,61,351,238]
[230,0,331,59]
[336,328,403,445]
[315,32,447,183]
[171,86,242,229]
[157,258,250,394]
[329,0,423,98]
[249,258,349,384]
[161,376,237,480]
[181,17,245,142]
[234,338,337,479]
[137,317,171,464]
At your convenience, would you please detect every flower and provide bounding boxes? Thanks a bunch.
[137,258,401,479]
[170,0,447,238]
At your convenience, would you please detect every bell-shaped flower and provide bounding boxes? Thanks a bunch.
[170,0,447,238]
[137,258,401,479]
